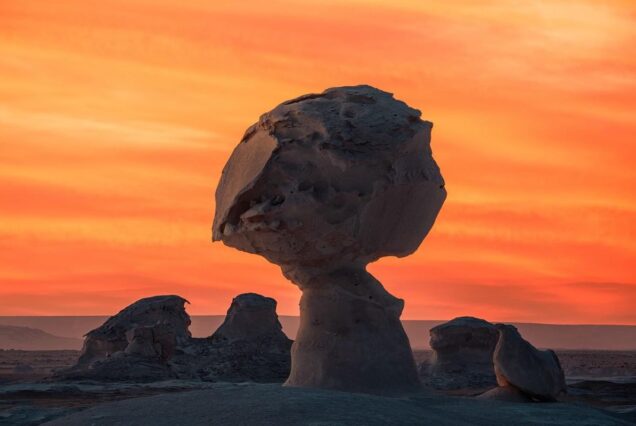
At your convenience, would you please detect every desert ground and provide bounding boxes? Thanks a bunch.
[1,348,634,425]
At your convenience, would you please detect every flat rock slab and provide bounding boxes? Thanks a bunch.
[43,383,632,426]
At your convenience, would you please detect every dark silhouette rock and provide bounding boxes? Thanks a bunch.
[492,324,567,401]
[420,317,565,402]
[172,293,292,382]
[212,85,446,394]
[55,293,291,383]
[211,293,285,344]
[424,317,498,390]
[76,295,190,368]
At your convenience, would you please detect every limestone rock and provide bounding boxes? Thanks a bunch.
[76,295,190,367]
[425,317,498,390]
[56,293,291,383]
[181,293,293,382]
[212,85,446,393]
[212,84,445,268]
[211,293,286,343]
[493,324,567,401]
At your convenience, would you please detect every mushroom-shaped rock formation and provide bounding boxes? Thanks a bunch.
[492,324,567,401]
[212,85,446,393]
[425,317,498,390]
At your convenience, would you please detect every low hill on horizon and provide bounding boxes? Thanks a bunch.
[0,324,83,350]
[1,316,636,351]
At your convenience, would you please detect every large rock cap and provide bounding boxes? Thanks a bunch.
[212,85,446,270]
[493,324,567,401]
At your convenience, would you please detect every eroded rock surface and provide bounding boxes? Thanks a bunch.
[211,293,286,344]
[174,293,292,382]
[493,324,567,401]
[212,85,446,393]
[56,294,291,383]
[420,317,566,402]
[76,295,190,368]
[424,317,498,390]
[212,85,446,268]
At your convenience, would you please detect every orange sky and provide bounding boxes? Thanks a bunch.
[1,0,635,323]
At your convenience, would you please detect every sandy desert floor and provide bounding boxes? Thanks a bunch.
[41,382,636,426]
[1,349,635,425]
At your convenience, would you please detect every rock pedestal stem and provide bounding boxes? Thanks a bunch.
[284,266,420,393]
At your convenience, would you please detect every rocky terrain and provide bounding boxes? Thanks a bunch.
[3,312,633,426]
[55,293,291,383]
[2,349,634,425]
[39,382,636,426]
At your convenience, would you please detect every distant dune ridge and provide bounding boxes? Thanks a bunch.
[0,324,83,350]
[1,317,636,351]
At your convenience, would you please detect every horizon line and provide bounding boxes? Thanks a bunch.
[1,315,636,327]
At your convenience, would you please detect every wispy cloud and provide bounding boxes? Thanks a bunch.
[0,0,634,321]
[0,106,215,148]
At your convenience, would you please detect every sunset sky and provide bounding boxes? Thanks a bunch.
[1,0,635,323]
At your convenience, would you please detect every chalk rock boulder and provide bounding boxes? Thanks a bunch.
[212,85,446,269]
[55,295,190,381]
[425,317,498,390]
[212,85,446,394]
[56,293,292,383]
[211,293,287,344]
[175,293,293,382]
[76,295,190,367]
[493,324,566,401]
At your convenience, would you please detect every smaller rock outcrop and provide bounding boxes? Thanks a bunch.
[58,295,190,381]
[492,324,566,401]
[76,295,190,368]
[211,293,286,344]
[420,317,566,402]
[174,293,292,382]
[55,293,292,383]
[423,317,498,391]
